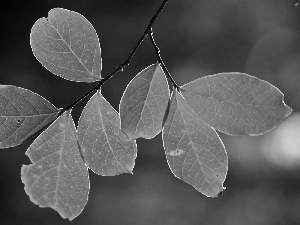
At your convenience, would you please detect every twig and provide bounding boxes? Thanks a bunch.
[59,0,170,115]
[147,29,180,91]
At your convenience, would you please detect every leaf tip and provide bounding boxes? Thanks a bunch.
[216,188,225,197]
[284,104,293,118]
[125,158,136,175]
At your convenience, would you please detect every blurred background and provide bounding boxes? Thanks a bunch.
[0,0,300,224]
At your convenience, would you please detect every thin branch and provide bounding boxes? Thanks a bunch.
[59,0,170,115]
[147,29,180,91]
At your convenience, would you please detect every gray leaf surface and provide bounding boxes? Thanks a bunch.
[163,90,227,197]
[21,111,89,221]
[181,72,292,135]
[0,85,58,148]
[30,8,101,82]
[120,63,169,140]
[77,91,137,176]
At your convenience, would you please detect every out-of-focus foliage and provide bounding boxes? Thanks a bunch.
[0,0,300,224]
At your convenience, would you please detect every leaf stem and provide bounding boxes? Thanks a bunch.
[147,30,180,91]
[59,0,171,115]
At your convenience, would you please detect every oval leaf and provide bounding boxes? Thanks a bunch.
[77,91,137,176]
[0,85,58,148]
[21,111,89,221]
[30,8,101,82]
[181,72,292,135]
[120,63,170,140]
[163,90,227,198]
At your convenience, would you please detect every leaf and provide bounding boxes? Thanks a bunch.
[119,63,170,140]
[162,90,227,198]
[181,72,292,135]
[0,85,58,148]
[21,111,89,221]
[30,8,101,82]
[77,91,137,176]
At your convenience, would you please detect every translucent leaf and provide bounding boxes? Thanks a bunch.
[0,85,58,148]
[120,63,170,140]
[77,91,137,176]
[181,73,292,135]
[162,90,227,198]
[30,8,101,82]
[21,111,89,221]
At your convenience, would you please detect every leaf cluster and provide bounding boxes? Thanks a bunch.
[0,7,292,220]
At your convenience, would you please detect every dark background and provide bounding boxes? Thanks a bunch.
[1,0,300,224]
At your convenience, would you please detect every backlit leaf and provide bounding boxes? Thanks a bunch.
[181,72,292,135]
[30,8,101,82]
[120,63,169,140]
[21,111,89,221]
[0,85,58,148]
[77,91,137,176]
[162,90,227,198]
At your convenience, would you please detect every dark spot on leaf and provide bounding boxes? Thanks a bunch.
[168,149,185,156]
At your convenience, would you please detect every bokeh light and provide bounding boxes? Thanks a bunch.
[263,113,300,169]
